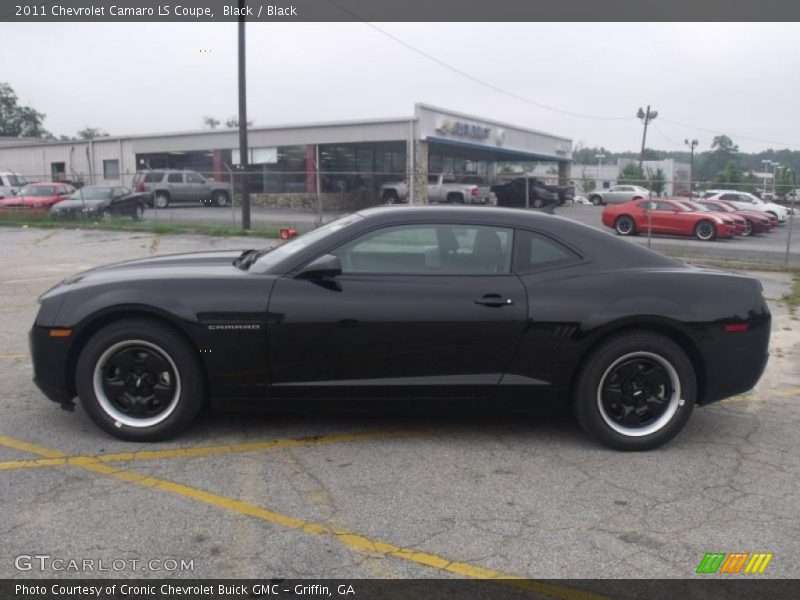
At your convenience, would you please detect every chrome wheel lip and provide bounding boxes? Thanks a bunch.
[92,340,181,428]
[155,195,168,209]
[596,351,682,437]
[696,222,714,240]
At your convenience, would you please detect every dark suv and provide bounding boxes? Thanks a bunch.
[132,169,232,208]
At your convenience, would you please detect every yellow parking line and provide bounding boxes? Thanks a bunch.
[0,433,608,600]
[0,353,29,360]
[0,428,455,471]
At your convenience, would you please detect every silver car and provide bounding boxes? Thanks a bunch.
[589,185,650,206]
[132,169,232,208]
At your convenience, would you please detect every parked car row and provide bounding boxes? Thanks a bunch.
[602,197,780,241]
[380,173,494,205]
[0,183,148,220]
[490,177,575,209]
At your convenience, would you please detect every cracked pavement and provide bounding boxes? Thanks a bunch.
[1,227,799,581]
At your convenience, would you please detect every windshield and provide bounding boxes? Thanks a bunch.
[20,185,56,196]
[250,213,365,270]
[70,187,113,200]
[701,202,731,213]
[6,175,24,186]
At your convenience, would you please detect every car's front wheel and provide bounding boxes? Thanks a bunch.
[573,332,696,451]
[614,215,636,236]
[694,220,717,241]
[154,193,170,209]
[591,195,603,206]
[75,319,204,441]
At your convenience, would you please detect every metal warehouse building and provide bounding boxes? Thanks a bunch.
[0,103,572,204]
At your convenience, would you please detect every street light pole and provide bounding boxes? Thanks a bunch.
[785,169,796,268]
[761,159,771,196]
[772,162,781,196]
[237,0,251,230]
[594,152,605,189]
[685,139,698,197]
[637,106,658,176]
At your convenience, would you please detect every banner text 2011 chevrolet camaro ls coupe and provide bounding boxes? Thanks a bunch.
[29,207,770,450]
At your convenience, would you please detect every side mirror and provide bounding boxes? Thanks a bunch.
[297,254,342,279]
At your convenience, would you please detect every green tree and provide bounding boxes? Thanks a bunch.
[716,160,744,188]
[711,135,738,153]
[647,167,666,195]
[0,82,50,138]
[579,169,596,194]
[618,163,647,186]
[202,115,220,129]
[775,168,794,198]
[76,127,108,140]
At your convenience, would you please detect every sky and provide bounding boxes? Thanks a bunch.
[2,22,799,153]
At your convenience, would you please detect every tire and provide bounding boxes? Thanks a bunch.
[694,220,717,241]
[447,193,464,204]
[532,197,544,209]
[591,195,603,206]
[154,192,170,209]
[743,219,754,236]
[614,215,636,236]
[212,190,229,207]
[573,331,696,451]
[632,196,643,201]
[132,204,144,221]
[382,190,400,205]
[75,319,204,442]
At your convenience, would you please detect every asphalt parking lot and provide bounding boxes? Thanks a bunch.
[2,227,800,587]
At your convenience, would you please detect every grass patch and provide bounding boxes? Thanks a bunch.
[781,272,800,315]
[0,212,282,239]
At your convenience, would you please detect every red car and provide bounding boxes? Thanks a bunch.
[698,199,773,235]
[602,198,737,241]
[0,182,75,212]
[676,200,747,235]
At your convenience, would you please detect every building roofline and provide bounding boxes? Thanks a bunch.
[415,102,572,143]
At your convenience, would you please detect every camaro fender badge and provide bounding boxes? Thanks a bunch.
[207,324,262,331]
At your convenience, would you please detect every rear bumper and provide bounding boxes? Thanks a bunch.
[29,326,73,404]
[699,310,771,405]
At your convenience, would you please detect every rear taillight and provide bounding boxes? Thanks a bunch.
[724,323,749,333]
[470,187,478,197]
[135,182,145,192]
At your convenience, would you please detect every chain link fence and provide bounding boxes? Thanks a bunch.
[2,170,798,267]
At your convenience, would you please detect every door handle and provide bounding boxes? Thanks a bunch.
[475,294,514,307]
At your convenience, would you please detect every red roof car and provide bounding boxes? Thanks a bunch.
[0,183,75,211]
[602,198,736,241]
[676,200,748,236]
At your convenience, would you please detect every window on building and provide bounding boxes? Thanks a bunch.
[103,159,120,180]
[51,162,66,181]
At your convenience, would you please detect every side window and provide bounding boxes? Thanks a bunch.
[720,193,737,201]
[428,175,439,184]
[167,173,183,183]
[186,173,204,184]
[513,230,580,272]
[333,224,513,275]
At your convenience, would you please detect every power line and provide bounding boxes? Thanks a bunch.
[326,0,631,121]
[660,118,800,150]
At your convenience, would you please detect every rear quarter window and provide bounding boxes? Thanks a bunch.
[513,230,582,273]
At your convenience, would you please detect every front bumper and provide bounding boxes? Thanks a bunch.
[29,326,74,404]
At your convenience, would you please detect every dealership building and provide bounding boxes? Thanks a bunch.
[0,103,573,205]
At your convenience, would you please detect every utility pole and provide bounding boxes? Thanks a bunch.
[594,152,606,188]
[637,106,658,178]
[685,139,698,197]
[237,0,251,230]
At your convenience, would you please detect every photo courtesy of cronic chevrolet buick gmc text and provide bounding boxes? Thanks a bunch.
[29,206,770,451]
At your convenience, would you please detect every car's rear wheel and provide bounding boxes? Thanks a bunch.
[212,191,229,207]
[614,215,636,236]
[532,197,544,209]
[75,319,204,441]
[382,190,400,205]
[591,195,603,206]
[154,193,170,209]
[447,193,464,204]
[694,220,716,241]
[573,332,696,451]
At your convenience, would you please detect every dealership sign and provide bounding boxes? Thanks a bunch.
[435,119,491,140]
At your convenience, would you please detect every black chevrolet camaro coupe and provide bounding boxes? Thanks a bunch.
[30,206,770,450]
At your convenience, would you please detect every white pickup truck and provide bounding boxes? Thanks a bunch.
[380,173,493,205]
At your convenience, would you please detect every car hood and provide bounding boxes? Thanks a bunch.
[42,250,253,300]
[52,198,108,208]
[0,196,58,206]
